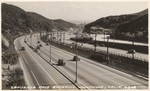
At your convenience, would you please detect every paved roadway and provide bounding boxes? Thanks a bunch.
[14,34,148,90]
[63,32,148,61]
[14,36,80,90]
[90,34,148,46]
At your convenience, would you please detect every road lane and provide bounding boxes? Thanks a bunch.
[15,36,80,90]
[27,34,148,89]
[59,32,148,61]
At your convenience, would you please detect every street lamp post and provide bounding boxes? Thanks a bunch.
[63,31,65,44]
[75,30,78,83]
[94,33,97,52]
[104,32,105,42]
[106,37,109,65]
[49,32,52,62]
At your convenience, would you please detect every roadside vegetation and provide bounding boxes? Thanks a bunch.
[83,9,148,43]
[2,52,26,89]
[2,3,77,90]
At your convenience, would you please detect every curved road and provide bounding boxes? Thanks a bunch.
[14,35,148,90]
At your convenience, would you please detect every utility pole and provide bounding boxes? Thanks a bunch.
[49,32,52,62]
[107,37,109,65]
[57,31,59,43]
[75,30,78,83]
[63,31,65,44]
[104,32,105,42]
[94,33,97,52]
[60,31,62,43]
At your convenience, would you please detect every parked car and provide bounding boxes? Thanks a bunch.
[73,56,80,61]
[58,59,65,66]
[128,49,136,54]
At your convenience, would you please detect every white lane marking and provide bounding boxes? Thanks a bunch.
[37,37,122,86]
[31,70,40,86]
[50,47,121,85]
[19,57,32,90]
[26,49,59,88]
[20,52,28,64]
[38,50,90,89]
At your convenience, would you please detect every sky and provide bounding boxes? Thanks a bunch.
[4,1,148,23]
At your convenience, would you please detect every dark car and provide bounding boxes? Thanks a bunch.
[39,44,42,47]
[24,40,27,43]
[58,59,65,66]
[36,46,40,49]
[73,56,80,61]
[46,43,49,45]
[128,49,136,54]
[21,47,25,50]
[34,49,38,52]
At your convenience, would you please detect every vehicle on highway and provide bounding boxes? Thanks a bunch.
[24,40,27,43]
[128,49,136,54]
[46,43,49,45]
[21,47,25,50]
[38,41,40,43]
[36,46,40,49]
[58,59,65,66]
[39,44,42,47]
[73,56,80,61]
[34,49,38,52]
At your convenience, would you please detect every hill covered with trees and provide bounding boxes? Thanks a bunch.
[2,3,77,51]
[83,9,148,43]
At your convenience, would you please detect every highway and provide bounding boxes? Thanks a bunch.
[64,32,148,61]
[14,34,148,90]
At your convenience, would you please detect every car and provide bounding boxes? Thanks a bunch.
[58,59,65,66]
[46,42,49,45]
[34,49,38,52]
[128,49,136,54]
[73,56,80,61]
[36,46,40,49]
[39,44,42,47]
[24,40,27,43]
[21,47,25,50]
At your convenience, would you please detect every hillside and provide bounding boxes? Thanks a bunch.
[2,3,77,51]
[83,9,148,43]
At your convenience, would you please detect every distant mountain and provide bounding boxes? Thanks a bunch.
[2,3,77,51]
[2,3,77,34]
[83,9,148,43]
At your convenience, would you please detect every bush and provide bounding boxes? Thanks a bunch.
[5,68,25,89]
[2,52,19,65]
